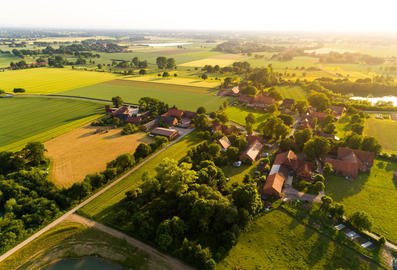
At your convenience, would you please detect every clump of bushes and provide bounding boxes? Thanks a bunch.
[13,88,26,93]
[121,123,138,135]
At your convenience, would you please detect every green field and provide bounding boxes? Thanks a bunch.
[326,159,397,242]
[275,85,307,101]
[364,118,397,154]
[79,131,201,220]
[0,97,102,150]
[0,53,19,68]
[0,221,167,270]
[217,210,379,270]
[61,79,225,111]
[224,106,271,128]
[0,68,118,93]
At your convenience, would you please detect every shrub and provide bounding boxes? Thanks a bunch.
[121,123,138,135]
[13,88,26,93]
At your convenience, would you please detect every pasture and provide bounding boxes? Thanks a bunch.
[61,79,225,112]
[0,220,168,270]
[326,159,397,243]
[224,106,271,128]
[45,126,152,187]
[0,53,19,68]
[275,85,307,101]
[79,131,200,220]
[364,117,397,154]
[0,68,117,93]
[0,97,102,150]
[216,210,378,270]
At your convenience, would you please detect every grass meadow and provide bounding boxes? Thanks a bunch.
[364,117,397,154]
[224,106,271,128]
[275,85,307,101]
[61,79,225,111]
[326,159,397,243]
[217,210,378,270]
[0,68,117,93]
[78,131,201,221]
[0,97,102,150]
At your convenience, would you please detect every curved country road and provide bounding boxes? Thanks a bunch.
[0,129,194,270]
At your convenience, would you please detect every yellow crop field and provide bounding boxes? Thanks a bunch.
[0,68,118,93]
[45,126,153,187]
[180,53,246,67]
[124,74,220,88]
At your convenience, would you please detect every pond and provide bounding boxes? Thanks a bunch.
[350,96,397,106]
[45,256,123,270]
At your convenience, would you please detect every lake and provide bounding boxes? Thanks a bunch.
[350,96,397,106]
[45,257,123,270]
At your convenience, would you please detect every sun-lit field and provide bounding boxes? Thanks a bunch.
[275,85,307,101]
[180,53,246,67]
[0,53,19,68]
[217,210,377,270]
[0,97,102,150]
[326,159,397,243]
[0,68,118,93]
[125,74,221,88]
[46,126,152,187]
[364,117,397,154]
[61,79,225,111]
[224,106,271,128]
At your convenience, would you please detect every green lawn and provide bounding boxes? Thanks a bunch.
[79,131,201,220]
[275,85,307,101]
[335,115,352,138]
[0,97,102,150]
[326,159,397,242]
[61,79,225,112]
[224,106,271,128]
[223,161,259,186]
[364,118,397,154]
[217,210,379,270]
[0,68,118,93]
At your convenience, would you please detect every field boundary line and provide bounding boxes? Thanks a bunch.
[0,129,193,263]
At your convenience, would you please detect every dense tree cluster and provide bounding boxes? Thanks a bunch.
[318,52,384,65]
[214,40,283,54]
[156,57,176,69]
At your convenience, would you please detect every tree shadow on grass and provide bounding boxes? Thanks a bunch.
[307,232,331,267]
[326,173,371,201]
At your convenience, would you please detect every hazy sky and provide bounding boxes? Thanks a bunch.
[2,0,397,32]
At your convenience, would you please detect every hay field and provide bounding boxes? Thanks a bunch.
[45,126,152,187]
[124,74,220,88]
[0,68,118,93]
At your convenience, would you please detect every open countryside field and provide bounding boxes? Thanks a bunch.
[61,79,225,111]
[364,118,397,154]
[46,126,152,187]
[79,131,200,220]
[217,210,379,270]
[0,68,118,93]
[125,74,221,88]
[326,159,397,242]
[180,53,247,67]
[0,220,169,270]
[0,53,19,68]
[0,97,102,150]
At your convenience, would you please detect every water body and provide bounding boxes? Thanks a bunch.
[350,96,397,106]
[46,257,123,270]
[142,42,191,47]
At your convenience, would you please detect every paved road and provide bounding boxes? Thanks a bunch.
[0,129,193,263]
[68,214,193,270]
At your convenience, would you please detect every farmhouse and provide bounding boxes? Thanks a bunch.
[238,93,276,109]
[212,122,240,135]
[160,108,197,128]
[218,136,232,150]
[150,127,179,140]
[298,107,328,129]
[331,105,346,119]
[218,86,240,97]
[280,98,295,113]
[263,150,315,198]
[105,105,149,124]
[240,138,263,162]
[325,147,375,178]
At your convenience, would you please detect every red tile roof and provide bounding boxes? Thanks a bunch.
[263,173,285,197]
[240,139,263,162]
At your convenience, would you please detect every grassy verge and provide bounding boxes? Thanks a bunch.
[0,221,168,270]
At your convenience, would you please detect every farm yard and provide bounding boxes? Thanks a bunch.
[61,79,225,112]
[45,126,152,187]
[216,210,378,270]
[364,117,397,154]
[0,68,118,93]
[326,159,397,243]
[0,97,102,151]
